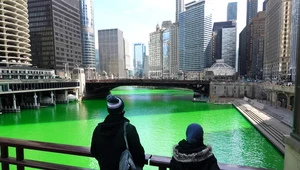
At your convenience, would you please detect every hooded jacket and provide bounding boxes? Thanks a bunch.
[90,114,145,170]
[170,140,220,170]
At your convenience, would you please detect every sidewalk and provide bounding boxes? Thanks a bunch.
[257,100,293,128]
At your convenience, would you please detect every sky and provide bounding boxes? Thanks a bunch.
[94,0,264,55]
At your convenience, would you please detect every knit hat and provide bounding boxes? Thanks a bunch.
[106,94,124,114]
[186,123,204,144]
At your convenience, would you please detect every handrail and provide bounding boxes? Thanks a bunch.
[0,137,268,170]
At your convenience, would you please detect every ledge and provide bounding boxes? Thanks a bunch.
[284,135,300,154]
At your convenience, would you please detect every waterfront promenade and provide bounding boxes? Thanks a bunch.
[233,99,293,154]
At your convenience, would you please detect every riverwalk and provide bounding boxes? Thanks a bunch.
[233,99,293,154]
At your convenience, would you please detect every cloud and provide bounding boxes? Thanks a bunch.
[124,10,132,14]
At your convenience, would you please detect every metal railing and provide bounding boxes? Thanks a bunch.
[0,137,267,170]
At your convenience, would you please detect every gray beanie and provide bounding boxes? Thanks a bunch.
[106,94,124,114]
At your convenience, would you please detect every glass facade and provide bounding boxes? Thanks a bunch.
[179,1,212,72]
[80,0,95,68]
[133,43,146,78]
[221,27,236,68]
[247,0,258,25]
[163,30,170,77]
[227,2,237,21]
[290,0,300,82]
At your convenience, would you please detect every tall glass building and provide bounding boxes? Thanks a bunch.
[290,0,300,82]
[227,2,237,21]
[80,0,95,68]
[179,0,212,72]
[133,43,146,78]
[247,0,258,25]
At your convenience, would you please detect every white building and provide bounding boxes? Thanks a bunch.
[149,24,163,78]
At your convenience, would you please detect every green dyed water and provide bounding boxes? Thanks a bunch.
[0,87,283,170]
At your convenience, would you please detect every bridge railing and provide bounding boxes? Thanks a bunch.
[0,137,267,170]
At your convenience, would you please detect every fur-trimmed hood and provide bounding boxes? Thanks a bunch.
[173,144,213,163]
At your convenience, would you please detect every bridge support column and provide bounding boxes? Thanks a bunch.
[13,94,17,110]
[50,91,54,104]
[65,90,68,102]
[34,92,38,106]
[75,89,79,101]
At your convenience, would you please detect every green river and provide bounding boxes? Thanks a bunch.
[0,87,283,170]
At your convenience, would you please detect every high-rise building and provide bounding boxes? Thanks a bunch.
[0,0,31,67]
[133,43,146,78]
[289,0,300,82]
[263,0,267,11]
[95,49,100,73]
[124,39,131,73]
[212,21,235,63]
[227,2,237,21]
[28,0,82,75]
[98,29,125,78]
[80,0,95,68]
[221,26,236,68]
[238,27,248,77]
[247,0,258,25]
[247,12,265,80]
[170,23,179,78]
[162,29,170,78]
[176,0,184,23]
[264,0,292,80]
[149,24,163,78]
[162,21,172,29]
[179,0,212,72]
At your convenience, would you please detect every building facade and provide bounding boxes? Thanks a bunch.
[98,29,125,78]
[247,12,265,80]
[289,0,300,82]
[149,24,163,78]
[95,49,99,73]
[80,0,95,68]
[221,26,236,68]
[28,0,82,76]
[238,26,248,77]
[179,0,212,72]
[124,39,131,77]
[162,29,170,78]
[212,21,235,64]
[133,43,146,78]
[170,23,179,78]
[0,0,31,67]
[176,0,184,23]
[264,0,292,81]
[227,2,237,21]
[247,0,258,25]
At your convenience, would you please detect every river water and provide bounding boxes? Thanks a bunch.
[0,87,283,170]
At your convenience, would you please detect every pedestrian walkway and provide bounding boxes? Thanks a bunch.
[232,99,293,154]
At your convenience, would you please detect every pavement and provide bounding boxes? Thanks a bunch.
[232,99,293,154]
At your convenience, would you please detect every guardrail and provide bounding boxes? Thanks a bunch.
[0,137,267,170]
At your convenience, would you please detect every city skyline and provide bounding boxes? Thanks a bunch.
[94,0,264,55]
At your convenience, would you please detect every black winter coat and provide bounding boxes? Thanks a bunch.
[170,140,220,170]
[90,114,145,170]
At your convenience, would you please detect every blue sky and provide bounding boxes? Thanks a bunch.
[94,0,264,55]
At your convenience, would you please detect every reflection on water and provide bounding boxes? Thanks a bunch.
[0,87,283,170]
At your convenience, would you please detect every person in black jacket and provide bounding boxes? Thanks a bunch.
[170,123,220,170]
[90,94,145,170]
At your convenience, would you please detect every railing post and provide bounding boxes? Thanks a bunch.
[1,145,9,170]
[16,147,24,170]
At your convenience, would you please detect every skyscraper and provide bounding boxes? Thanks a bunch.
[212,21,235,63]
[179,0,212,72]
[124,39,131,72]
[0,0,31,67]
[98,29,125,78]
[227,2,237,21]
[247,12,265,80]
[238,27,248,77]
[246,0,258,25]
[176,0,184,23]
[264,0,292,80]
[28,0,82,75]
[95,49,100,73]
[289,0,300,82]
[170,23,179,78]
[221,26,236,68]
[162,29,171,78]
[80,0,95,68]
[149,24,163,78]
[133,43,146,78]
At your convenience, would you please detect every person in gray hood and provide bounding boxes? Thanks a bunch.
[170,123,220,170]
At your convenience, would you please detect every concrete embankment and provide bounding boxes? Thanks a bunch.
[233,99,292,154]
